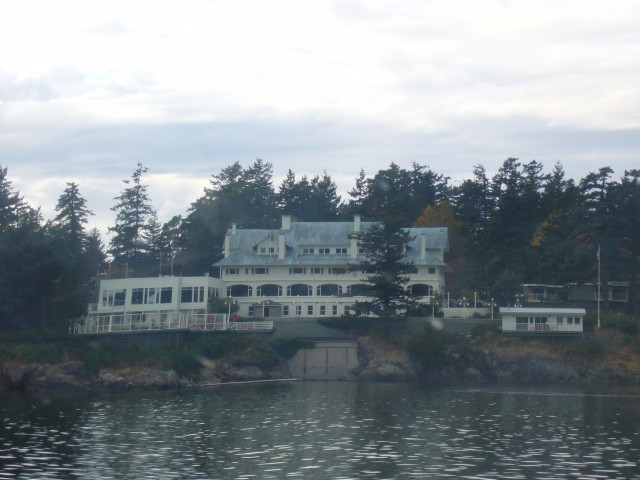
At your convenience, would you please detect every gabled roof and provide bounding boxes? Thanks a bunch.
[216,220,449,267]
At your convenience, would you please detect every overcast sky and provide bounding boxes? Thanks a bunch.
[1,0,639,239]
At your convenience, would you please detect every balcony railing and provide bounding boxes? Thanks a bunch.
[71,312,273,335]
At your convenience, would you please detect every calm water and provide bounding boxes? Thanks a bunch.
[1,382,640,479]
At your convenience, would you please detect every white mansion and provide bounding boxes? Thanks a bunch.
[79,215,449,330]
[216,215,448,318]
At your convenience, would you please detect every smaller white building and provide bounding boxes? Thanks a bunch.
[72,275,229,335]
[500,307,585,335]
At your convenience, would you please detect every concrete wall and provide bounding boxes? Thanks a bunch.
[288,341,359,380]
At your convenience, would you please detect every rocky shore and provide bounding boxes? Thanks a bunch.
[2,331,639,392]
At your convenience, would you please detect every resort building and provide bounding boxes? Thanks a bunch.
[73,215,449,334]
[215,215,449,318]
[500,307,585,336]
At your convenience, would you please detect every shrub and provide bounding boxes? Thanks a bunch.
[407,324,448,368]
[471,321,500,338]
[268,337,314,359]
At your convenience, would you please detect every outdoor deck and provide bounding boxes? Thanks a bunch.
[70,312,274,335]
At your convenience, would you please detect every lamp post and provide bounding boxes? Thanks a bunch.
[474,292,478,309]
[491,298,495,320]
[462,297,466,319]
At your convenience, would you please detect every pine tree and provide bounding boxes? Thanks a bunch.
[108,163,157,265]
[350,222,418,319]
[53,182,93,256]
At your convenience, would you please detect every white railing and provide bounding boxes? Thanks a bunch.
[512,323,581,333]
[70,312,273,335]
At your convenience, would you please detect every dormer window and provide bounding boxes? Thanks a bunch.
[302,248,315,254]
[319,248,330,254]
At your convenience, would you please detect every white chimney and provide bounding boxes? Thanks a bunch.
[281,215,291,231]
[279,232,286,259]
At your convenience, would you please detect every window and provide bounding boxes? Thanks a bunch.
[335,248,347,254]
[332,305,338,316]
[131,287,161,305]
[428,267,436,274]
[557,316,564,325]
[283,305,289,316]
[257,284,282,296]
[102,289,126,307]
[287,284,312,296]
[575,317,581,325]
[226,267,240,275]
[567,317,574,324]
[328,267,346,274]
[310,267,324,274]
[132,288,144,305]
[307,305,314,315]
[260,247,266,253]
[295,305,302,317]
[302,248,315,254]
[289,267,306,274]
[248,306,255,317]
[320,305,326,315]
[252,267,269,274]
[181,286,205,303]
[319,248,330,254]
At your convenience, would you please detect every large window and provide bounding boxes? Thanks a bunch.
[181,286,205,303]
[411,284,434,297]
[160,287,172,304]
[102,289,126,307]
[289,267,306,274]
[257,284,282,296]
[131,288,159,305]
[317,284,342,296]
[227,285,253,297]
[287,284,312,296]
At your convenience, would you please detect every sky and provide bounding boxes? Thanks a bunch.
[1,0,639,240]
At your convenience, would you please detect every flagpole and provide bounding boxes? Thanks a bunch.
[597,245,601,329]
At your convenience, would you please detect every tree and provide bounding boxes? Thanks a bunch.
[0,164,27,234]
[350,222,418,319]
[53,182,93,256]
[277,170,341,221]
[609,170,640,313]
[414,201,466,292]
[108,163,157,266]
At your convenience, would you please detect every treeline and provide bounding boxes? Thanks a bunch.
[1,158,639,331]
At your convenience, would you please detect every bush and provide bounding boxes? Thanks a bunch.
[407,324,448,368]
[318,316,376,334]
[471,321,501,338]
[268,337,314,359]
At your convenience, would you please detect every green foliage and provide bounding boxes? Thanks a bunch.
[108,162,157,265]
[407,324,448,368]
[267,337,314,359]
[318,316,376,335]
[224,341,280,368]
[352,222,419,318]
[471,321,501,338]
[208,296,239,314]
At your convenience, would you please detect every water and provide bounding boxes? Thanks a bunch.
[1,382,640,479]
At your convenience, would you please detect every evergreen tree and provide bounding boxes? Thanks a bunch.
[350,222,418,319]
[53,182,93,256]
[108,163,157,266]
[0,164,27,234]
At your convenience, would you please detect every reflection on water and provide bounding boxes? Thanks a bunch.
[2,383,640,479]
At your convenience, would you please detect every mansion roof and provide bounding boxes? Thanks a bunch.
[215,220,449,267]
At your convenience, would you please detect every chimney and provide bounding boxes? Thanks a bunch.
[281,215,291,231]
[279,232,286,259]
[351,214,361,259]
[224,223,237,257]
[421,233,427,260]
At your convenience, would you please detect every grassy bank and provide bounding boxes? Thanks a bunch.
[0,332,313,377]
